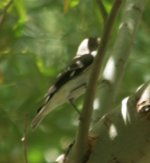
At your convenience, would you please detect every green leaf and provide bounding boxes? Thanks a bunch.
[13,0,28,36]
[69,0,80,8]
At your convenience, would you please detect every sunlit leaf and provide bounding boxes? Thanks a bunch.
[0,0,9,9]
[69,0,80,8]
[13,0,28,36]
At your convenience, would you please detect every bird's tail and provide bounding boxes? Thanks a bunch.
[31,105,48,129]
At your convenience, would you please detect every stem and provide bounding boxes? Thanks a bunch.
[68,0,122,162]
[95,0,108,22]
[21,116,29,163]
[0,0,13,27]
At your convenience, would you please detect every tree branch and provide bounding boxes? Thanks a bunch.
[64,0,69,14]
[0,0,13,28]
[95,0,108,23]
[21,115,29,163]
[88,81,150,162]
[94,0,148,121]
[66,0,122,162]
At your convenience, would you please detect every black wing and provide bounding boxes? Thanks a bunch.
[36,54,94,114]
[44,54,94,103]
[56,54,94,87]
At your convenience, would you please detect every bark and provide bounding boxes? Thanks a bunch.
[89,81,150,163]
[95,0,148,121]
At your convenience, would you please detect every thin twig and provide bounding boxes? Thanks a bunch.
[21,115,29,163]
[71,0,122,162]
[0,0,13,28]
[95,0,108,22]
[64,0,69,13]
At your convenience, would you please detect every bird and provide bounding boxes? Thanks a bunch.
[31,37,100,129]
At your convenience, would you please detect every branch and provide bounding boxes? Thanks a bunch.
[64,0,69,14]
[95,0,108,22]
[66,0,122,162]
[94,0,148,121]
[88,81,150,162]
[0,0,13,28]
[21,115,29,163]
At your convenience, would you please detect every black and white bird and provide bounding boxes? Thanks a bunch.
[31,37,100,129]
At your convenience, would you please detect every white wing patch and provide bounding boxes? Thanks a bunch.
[76,60,84,68]
[76,38,90,57]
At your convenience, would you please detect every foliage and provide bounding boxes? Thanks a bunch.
[0,0,149,162]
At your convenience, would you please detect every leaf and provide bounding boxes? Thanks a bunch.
[69,0,80,8]
[13,0,28,36]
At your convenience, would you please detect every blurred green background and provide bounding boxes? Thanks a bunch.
[0,0,149,162]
